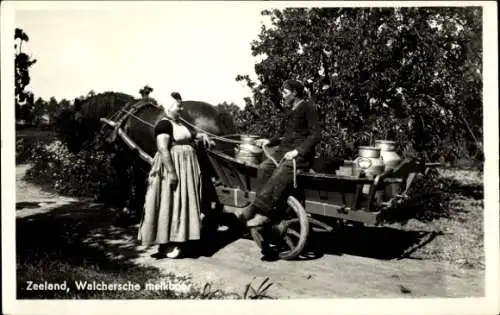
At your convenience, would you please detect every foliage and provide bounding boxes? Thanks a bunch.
[217,101,241,120]
[52,100,83,152]
[15,28,37,123]
[377,169,454,224]
[243,277,274,299]
[24,140,120,203]
[235,7,483,164]
[31,97,48,125]
[16,131,57,164]
[216,101,243,134]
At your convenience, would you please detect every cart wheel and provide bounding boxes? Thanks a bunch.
[249,196,309,260]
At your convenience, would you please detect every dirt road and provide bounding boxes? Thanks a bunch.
[15,164,484,298]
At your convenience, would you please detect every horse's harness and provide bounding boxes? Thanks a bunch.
[100,99,160,164]
[100,99,298,188]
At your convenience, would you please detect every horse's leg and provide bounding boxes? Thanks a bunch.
[129,158,147,221]
[111,147,136,219]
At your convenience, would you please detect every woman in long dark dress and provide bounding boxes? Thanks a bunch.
[138,92,211,258]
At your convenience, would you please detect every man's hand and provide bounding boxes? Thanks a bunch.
[255,138,270,148]
[283,149,299,160]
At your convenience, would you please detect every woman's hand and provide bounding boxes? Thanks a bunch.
[255,138,270,148]
[168,173,178,188]
[198,133,215,148]
[283,149,299,160]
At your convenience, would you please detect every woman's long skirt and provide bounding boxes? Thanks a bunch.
[137,144,202,245]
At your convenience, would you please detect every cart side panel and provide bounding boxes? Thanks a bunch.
[297,173,384,224]
[206,149,258,192]
[207,154,231,187]
[303,200,379,225]
[298,174,375,210]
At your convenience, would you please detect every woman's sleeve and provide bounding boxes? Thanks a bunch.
[154,120,173,137]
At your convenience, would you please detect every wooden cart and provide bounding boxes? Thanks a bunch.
[205,140,440,260]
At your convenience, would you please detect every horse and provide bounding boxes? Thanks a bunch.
[75,92,238,222]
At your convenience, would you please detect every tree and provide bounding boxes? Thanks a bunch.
[217,101,241,122]
[236,7,482,163]
[48,97,59,118]
[217,101,242,134]
[15,28,37,123]
[32,97,48,125]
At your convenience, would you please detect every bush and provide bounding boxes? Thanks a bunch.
[25,140,120,202]
[16,131,57,164]
[16,138,35,164]
[376,167,483,225]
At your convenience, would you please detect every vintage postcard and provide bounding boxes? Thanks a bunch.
[2,1,498,314]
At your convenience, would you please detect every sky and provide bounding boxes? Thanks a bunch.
[14,2,272,108]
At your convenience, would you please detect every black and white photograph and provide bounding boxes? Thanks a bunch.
[2,1,498,314]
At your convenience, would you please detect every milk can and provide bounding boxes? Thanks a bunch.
[352,146,385,178]
[352,146,385,199]
[375,140,402,171]
[375,140,403,199]
[234,135,262,165]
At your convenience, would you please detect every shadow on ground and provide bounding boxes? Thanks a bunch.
[16,199,442,295]
[16,201,55,210]
[198,211,441,262]
[16,202,182,299]
[17,202,144,268]
[300,225,442,261]
[440,177,483,200]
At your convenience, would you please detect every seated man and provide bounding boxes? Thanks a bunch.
[240,79,321,227]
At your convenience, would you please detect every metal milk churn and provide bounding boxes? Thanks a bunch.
[234,134,263,165]
[375,140,402,171]
[352,146,385,198]
[375,140,403,199]
[352,146,385,178]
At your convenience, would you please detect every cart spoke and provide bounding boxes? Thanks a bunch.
[284,235,295,250]
[287,229,301,239]
[279,218,299,234]
[283,218,299,226]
